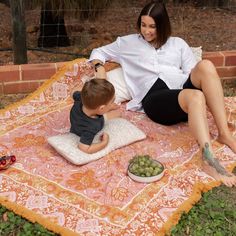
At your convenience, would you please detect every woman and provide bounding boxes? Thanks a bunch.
[89,1,236,187]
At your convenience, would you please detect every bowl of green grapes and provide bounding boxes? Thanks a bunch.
[128,155,164,183]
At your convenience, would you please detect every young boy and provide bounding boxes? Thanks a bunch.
[70,79,120,154]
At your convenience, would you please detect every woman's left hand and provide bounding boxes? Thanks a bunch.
[95,66,107,79]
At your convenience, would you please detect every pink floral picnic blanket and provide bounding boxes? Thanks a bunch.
[0,59,236,236]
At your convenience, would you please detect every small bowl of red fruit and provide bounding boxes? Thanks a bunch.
[0,155,16,170]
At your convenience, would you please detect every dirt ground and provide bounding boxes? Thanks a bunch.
[0,1,236,65]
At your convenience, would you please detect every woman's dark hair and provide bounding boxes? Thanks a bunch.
[137,1,171,47]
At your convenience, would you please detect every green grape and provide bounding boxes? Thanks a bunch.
[151,162,158,168]
[139,161,145,166]
[146,172,151,177]
[132,163,139,170]
[149,167,154,172]
[155,167,161,174]
[146,159,152,166]
[152,169,158,175]
[137,167,143,174]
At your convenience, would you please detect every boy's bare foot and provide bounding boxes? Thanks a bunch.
[217,134,236,153]
[202,161,236,187]
[202,142,236,187]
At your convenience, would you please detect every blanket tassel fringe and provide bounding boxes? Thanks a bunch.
[0,196,79,236]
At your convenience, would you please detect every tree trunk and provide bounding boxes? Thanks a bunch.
[38,1,70,48]
[10,0,28,64]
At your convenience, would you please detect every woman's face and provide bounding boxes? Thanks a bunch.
[140,15,157,43]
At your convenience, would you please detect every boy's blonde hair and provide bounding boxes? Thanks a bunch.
[81,79,115,109]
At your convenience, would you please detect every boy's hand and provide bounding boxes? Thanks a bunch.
[78,132,109,154]
[100,132,109,143]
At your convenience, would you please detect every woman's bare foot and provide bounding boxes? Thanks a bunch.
[217,134,236,153]
[202,161,236,187]
[202,142,236,187]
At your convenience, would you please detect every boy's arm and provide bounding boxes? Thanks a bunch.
[78,133,109,154]
[104,109,121,120]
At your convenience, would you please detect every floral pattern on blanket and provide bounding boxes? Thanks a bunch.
[0,59,236,235]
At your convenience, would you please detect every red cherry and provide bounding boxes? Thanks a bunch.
[1,159,6,165]
[10,155,16,163]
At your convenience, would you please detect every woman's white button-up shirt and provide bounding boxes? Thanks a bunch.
[89,34,197,112]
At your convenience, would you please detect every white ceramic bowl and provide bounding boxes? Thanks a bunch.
[127,160,165,183]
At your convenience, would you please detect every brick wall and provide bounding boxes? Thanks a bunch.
[202,51,236,80]
[0,50,236,95]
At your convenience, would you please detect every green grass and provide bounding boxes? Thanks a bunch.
[0,206,58,236]
[170,171,236,236]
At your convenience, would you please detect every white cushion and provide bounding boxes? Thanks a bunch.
[106,46,202,103]
[47,118,146,165]
[106,67,132,104]
[191,46,202,62]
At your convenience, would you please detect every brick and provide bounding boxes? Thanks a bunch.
[0,65,20,82]
[221,76,236,81]
[202,52,224,66]
[3,81,41,94]
[21,63,56,81]
[222,51,236,66]
[216,66,236,78]
[0,83,3,95]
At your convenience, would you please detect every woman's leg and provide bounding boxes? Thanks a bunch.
[178,89,236,187]
[190,59,236,153]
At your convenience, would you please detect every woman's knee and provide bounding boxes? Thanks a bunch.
[179,90,206,112]
[190,90,206,105]
[191,59,220,87]
[194,59,217,74]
